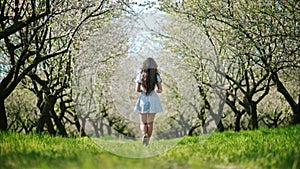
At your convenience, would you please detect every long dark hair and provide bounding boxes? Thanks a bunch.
[141,58,159,95]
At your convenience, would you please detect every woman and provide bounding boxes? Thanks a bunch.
[134,58,163,146]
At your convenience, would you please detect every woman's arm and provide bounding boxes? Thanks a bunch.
[156,83,162,93]
[136,83,142,92]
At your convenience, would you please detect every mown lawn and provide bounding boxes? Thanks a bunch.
[1,125,299,169]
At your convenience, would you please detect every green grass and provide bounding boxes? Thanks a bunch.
[1,125,300,169]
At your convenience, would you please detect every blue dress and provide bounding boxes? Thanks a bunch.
[134,73,163,114]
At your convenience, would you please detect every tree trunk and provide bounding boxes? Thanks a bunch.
[107,124,112,135]
[44,111,56,135]
[202,119,208,134]
[51,108,67,136]
[92,121,100,137]
[47,95,67,136]
[99,119,104,136]
[293,94,300,124]
[36,101,56,135]
[235,113,242,132]
[74,114,86,137]
[36,113,45,132]
[217,120,225,132]
[0,99,8,131]
[272,73,300,124]
[250,102,258,130]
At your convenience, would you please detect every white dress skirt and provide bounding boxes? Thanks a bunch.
[134,91,163,114]
[134,72,163,114]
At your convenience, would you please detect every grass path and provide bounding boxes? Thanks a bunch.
[1,125,300,169]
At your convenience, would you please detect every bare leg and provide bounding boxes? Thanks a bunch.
[146,114,156,138]
[147,121,153,138]
[139,114,149,145]
[139,114,148,136]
